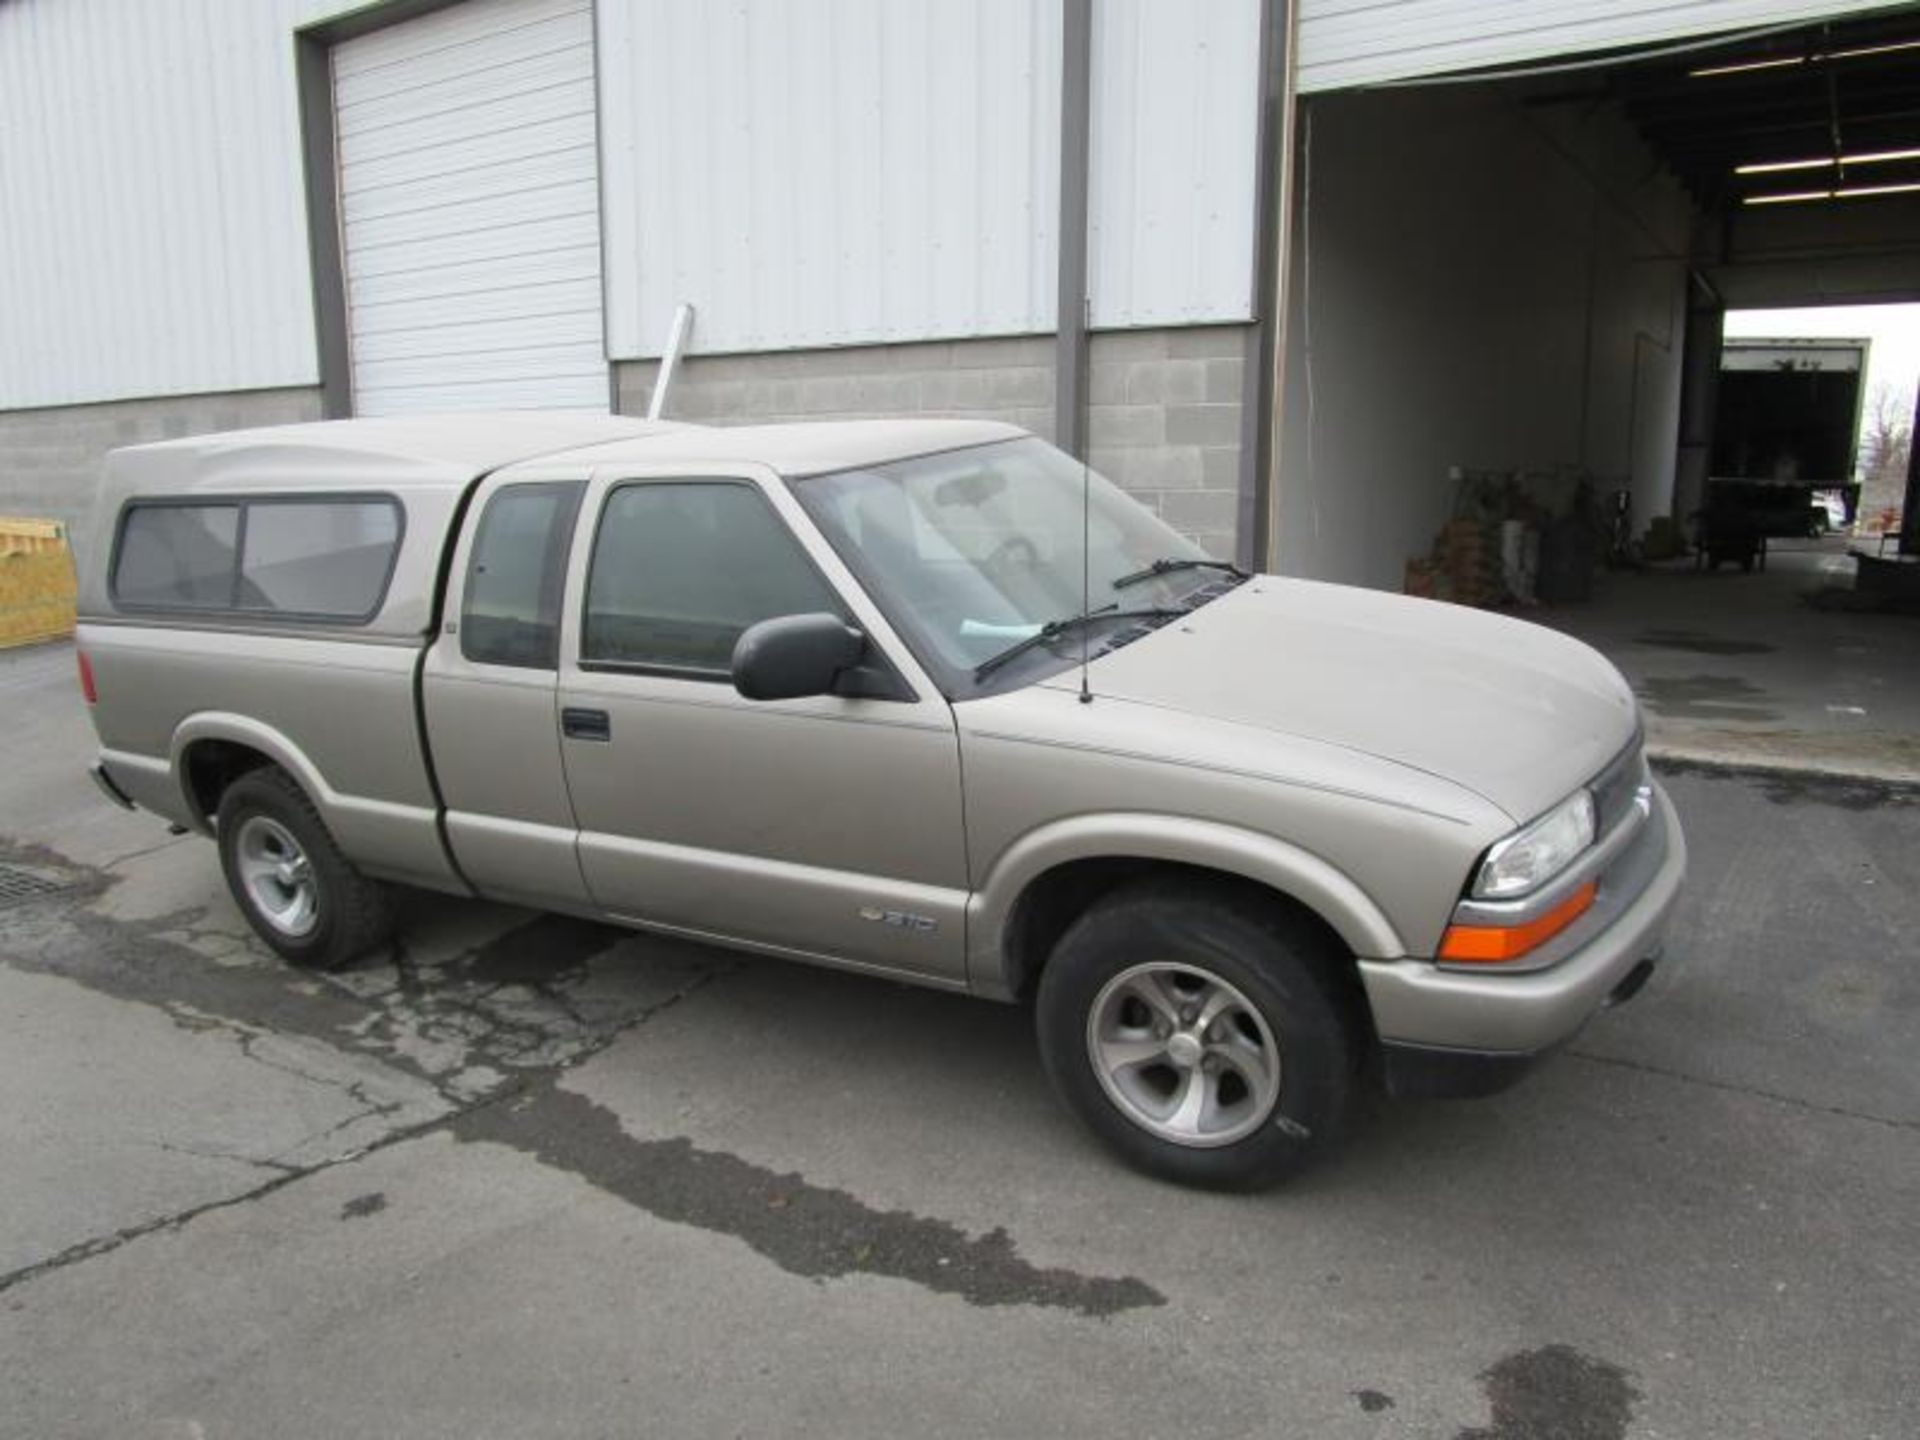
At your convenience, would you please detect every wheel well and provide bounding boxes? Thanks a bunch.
[1003,858,1375,1045]
[182,740,276,823]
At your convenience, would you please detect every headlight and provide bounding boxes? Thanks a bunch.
[1472,789,1595,899]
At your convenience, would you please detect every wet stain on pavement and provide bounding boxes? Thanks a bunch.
[339,1192,386,1221]
[1634,628,1775,657]
[1352,1389,1395,1413]
[448,1081,1165,1318]
[1747,771,1916,810]
[1637,674,1780,723]
[1654,758,1917,811]
[461,914,620,988]
[1456,1345,1639,1440]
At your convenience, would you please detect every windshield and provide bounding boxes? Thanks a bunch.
[791,437,1234,697]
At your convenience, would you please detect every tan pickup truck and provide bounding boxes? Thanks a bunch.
[75,413,1684,1189]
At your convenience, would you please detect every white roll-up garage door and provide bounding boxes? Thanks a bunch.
[333,0,608,415]
[1298,0,1916,93]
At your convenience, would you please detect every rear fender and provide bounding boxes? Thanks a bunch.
[168,712,458,891]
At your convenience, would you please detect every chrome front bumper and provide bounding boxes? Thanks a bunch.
[1357,781,1687,1057]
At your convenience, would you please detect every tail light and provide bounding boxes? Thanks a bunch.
[77,650,97,705]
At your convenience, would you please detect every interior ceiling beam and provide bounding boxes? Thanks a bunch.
[1502,7,1920,219]
[1649,144,1920,184]
[1625,101,1920,138]
[1632,107,1920,150]
[1644,125,1920,159]
[1620,59,1920,108]
[1622,80,1920,127]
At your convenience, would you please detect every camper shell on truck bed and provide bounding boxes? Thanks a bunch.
[76,412,1684,1192]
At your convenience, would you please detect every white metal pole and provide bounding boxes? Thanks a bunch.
[647,303,696,421]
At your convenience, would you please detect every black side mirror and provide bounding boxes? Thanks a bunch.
[731,613,867,701]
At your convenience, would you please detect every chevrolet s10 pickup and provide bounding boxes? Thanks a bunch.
[76,413,1684,1188]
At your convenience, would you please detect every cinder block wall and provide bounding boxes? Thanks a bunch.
[616,324,1249,560]
[0,387,322,556]
[1086,327,1245,560]
[3,324,1252,565]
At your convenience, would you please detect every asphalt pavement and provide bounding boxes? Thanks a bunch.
[2,639,1916,1439]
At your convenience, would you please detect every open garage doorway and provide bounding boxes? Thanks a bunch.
[1272,5,1920,775]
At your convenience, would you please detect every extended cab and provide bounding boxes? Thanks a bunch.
[76,414,1684,1188]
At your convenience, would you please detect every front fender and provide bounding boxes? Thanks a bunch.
[966,812,1408,999]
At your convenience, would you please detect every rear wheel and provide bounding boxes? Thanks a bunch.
[1036,881,1355,1190]
[215,768,395,971]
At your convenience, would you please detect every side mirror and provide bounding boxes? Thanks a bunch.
[731,613,867,701]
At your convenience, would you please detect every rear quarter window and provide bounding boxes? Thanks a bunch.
[460,482,584,669]
[112,496,403,621]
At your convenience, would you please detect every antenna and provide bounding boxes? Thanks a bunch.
[1078,296,1094,706]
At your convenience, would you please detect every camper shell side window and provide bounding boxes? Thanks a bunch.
[110,494,406,623]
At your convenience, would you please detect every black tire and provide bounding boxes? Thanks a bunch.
[215,767,396,971]
[1035,880,1355,1191]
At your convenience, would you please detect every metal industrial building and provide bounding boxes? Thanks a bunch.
[3,0,1917,584]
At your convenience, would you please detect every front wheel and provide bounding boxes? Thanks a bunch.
[1035,882,1355,1190]
[215,767,395,971]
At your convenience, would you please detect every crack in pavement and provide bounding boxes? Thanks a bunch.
[99,836,193,871]
[1565,1048,1919,1132]
[0,1105,461,1298]
[149,1140,301,1177]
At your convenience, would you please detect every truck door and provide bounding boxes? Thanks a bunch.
[554,464,969,986]
[423,475,593,910]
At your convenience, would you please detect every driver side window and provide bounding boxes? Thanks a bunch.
[582,481,844,677]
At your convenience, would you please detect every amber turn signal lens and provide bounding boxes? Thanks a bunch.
[1438,881,1597,963]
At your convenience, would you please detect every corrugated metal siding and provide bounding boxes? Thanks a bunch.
[600,0,1060,358]
[599,0,1260,356]
[1089,0,1260,326]
[0,0,326,411]
[334,0,608,414]
[1297,0,1916,93]
[2,0,1261,409]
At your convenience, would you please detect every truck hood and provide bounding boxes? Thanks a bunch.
[1043,577,1639,822]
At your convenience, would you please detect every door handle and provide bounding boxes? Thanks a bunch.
[561,707,611,741]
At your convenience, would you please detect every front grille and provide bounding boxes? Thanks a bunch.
[1591,739,1649,838]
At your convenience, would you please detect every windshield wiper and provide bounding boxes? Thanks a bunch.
[972,605,1184,682]
[1111,557,1248,590]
